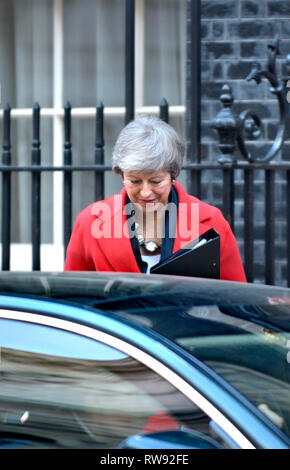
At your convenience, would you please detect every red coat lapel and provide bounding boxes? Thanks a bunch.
[91,188,141,272]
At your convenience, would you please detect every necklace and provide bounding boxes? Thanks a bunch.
[134,222,161,253]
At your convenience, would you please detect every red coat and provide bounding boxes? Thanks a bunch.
[64,182,247,282]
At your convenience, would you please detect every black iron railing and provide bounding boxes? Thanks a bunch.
[0,0,289,288]
[210,35,290,286]
[2,104,11,271]
[1,95,290,286]
[0,99,171,271]
[125,0,135,125]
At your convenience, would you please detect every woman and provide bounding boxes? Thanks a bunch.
[64,116,246,282]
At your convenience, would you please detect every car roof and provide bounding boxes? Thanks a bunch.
[0,272,289,332]
[0,271,289,303]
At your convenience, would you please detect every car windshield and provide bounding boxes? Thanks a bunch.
[102,299,290,440]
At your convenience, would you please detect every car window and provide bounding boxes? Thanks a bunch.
[174,305,290,440]
[0,318,127,360]
[0,318,225,449]
[108,301,290,442]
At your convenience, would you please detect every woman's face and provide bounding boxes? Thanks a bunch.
[123,170,173,211]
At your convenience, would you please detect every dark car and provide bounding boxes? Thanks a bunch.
[0,271,289,449]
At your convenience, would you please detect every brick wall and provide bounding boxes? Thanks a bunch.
[186,0,290,286]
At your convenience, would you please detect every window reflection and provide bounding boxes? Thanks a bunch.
[0,346,213,448]
[175,305,290,439]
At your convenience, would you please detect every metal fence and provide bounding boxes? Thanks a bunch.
[0,0,289,287]
[208,35,290,288]
[0,99,172,272]
[1,95,290,286]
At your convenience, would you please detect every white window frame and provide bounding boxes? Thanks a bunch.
[3,0,185,271]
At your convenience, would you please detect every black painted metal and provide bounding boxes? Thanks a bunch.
[159,98,169,123]
[211,84,238,164]
[212,35,290,164]
[211,35,290,286]
[2,161,290,172]
[0,164,112,172]
[1,104,11,271]
[95,101,105,202]
[31,102,41,271]
[0,133,289,285]
[125,0,135,125]
[244,169,254,283]
[222,166,235,232]
[63,102,72,258]
[265,170,275,285]
[287,170,290,288]
[1,32,290,285]
[210,84,236,231]
[186,0,201,199]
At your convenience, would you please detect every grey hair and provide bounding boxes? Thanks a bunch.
[112,116,185,179]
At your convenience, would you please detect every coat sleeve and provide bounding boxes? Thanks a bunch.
[64,212,96,271]
[219,218,247,282]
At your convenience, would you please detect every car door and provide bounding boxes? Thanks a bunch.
[0,302,249,449]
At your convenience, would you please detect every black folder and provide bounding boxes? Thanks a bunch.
[150,228,220,279]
